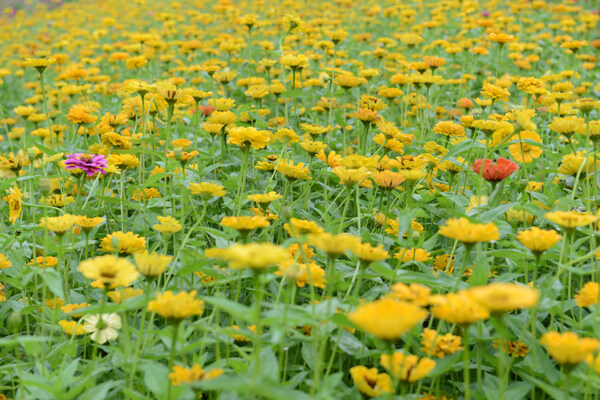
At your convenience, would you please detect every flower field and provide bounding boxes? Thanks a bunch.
[1,0,600,399]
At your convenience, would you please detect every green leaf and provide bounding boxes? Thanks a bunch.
[202,296,253,322]
[141,361,169,399]
[39,269,64,299]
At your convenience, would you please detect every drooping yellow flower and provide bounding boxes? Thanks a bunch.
[189,182,226,199]
[540,332,599,366]
[148,290,204,322]
[78,255,139,289]
[220,216,269,233]
[153,216,182,235]
[438,218,499,244]
[430,291,490,325]
[133,251,173,278]
[332,167,372,187]
[351,242,390,263]
[307,232,362,258]
[75,216,104,234]
[348,298,427,341]
[545,211,598,231]
[467,283,539,314]
[349,366,392,398]
[379,353,436,382]
[205,243,290,270]
[515,227,562,254]
[107,288,144,304]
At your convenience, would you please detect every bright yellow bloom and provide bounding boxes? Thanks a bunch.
[205,243,290,270]
[545,211,598,231]
[575,282,600,308]
[516,227,562,254]
[39,214,78,236]
[148,290,204,321]
[467,283,539,313]
[99,231,146,255]
[153,216,182,235]
[59,320,88,336]
[78,255,139,289]
[351,242,389,263]
[228,127,270,150]
[386,283,431,306]
[247,192,282,208]
[420,328,462,358]
[133,251,172,278]
[75,216,104,233]
[307,232,362,258]
[220,216,269,233]
[169,364,223,386]
[430,291,490,325]
[438,218,499,244]
[395,248,431,263]
[348,298,427,340]
[0,254,12,270]
[3,185,23,224]
[508,131,543,163]
[189,182,226,199]
[379,353,436,382]
[540,332,599,365]
[107,288,144,304]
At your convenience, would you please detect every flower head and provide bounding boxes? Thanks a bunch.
[82,313,122,344]
[64,154,108,176]
[438,218,499,244]
[349,366,392,398]
[516,227,561,254]
[540,332,599,366]
[472,157,519,182]
[348,298,427,340]
[148,290,204,322]
[78,255,139,289]
[379,353,436,382]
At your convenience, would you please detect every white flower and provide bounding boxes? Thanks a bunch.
[82,313,122,344]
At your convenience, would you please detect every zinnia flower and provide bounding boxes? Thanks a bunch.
[64,154,108,176]
[438,218,499,244]
[540,332,599,366]
[471,157,519,182]
[82,313,122,344]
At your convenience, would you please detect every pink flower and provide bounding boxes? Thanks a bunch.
[65,154,108,176]
[472,157,519,182]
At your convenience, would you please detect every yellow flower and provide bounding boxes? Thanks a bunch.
[282,14,305,33]
[575,282,600,308]
[348,298,427,341]
[227,127,270,150]
[205,243,290,270]
[148,290,204,321]
[59,320,88,336]
[508,131,543,163]
[467,283,539,313]
[189,182,226,199]
[153,216,182,235]
[39,214,78,236]
[439,218,499,244]
[107,288,144,304]
[40,194,75,208]
[247,192,282,208]
[349,366,392,398]
[395,248,431,263]
[276,159,311,180]
[488,32,515,44]
[24,57,57,73]
[545,211,598,231]
[75,216,104,234]
[493,340,529,357]
[371,170,405,190]
[586,352,600,375]
[549,116,584,137]
[60,303,90,319]
[430,291,490,325]
[516,227,562,254]
[220,216,269,233]
[134,251,173,278]
[379,353,436,382]
[0,254,11,270]
[307,232,362,258]
[279,53,309,70]
[332,167,371,187]
[386,283,431,306]
[284,218,324,236]
[276,260,326,289]
[351,242,389,263]
[28,256,57,268]
[78,255,139,289]
[540,332,599,365]
[481,81,510,102]
[420,328,462,358]
[169,364,223,386]
[99,231,146,255]
[3,185,23,224]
